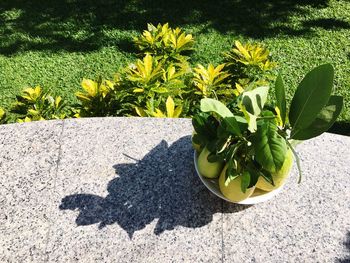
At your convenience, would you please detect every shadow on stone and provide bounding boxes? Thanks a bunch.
[336,232,350,263]
[59,136,250,238]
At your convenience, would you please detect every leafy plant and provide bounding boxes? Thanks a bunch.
[0,107,7,124]
[74,77,135,117]
[224,40,278,92]
[193,64,343,196]
[121,53,193,115]
[193,64,232,99]
[135,96,182,118]
[75,78,115,117]
[11,86,68,122]
[134,23,194,63]
[124,54,164,94]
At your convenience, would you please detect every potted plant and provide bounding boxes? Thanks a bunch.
[192,64,343,204]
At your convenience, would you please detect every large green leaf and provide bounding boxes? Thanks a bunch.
[253,121,287,173]
[245,164,261,188]
[274,74,286,125]
[259,169,275,186]
[291,95,343,140]
[241,86,269,116]
[192,113,218,144]
[200,98,242,135]
[241,105,257,132]
[240,171,251,193]
[200,98,233,118]
[192,113,208,134]
[289,64,334,134]
[223,117,241,135]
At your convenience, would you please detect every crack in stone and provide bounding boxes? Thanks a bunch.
[43,120,65,262]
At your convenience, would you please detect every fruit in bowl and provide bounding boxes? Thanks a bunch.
[197,147,224,178]
[192,64,343,204]
[219,166,256,202]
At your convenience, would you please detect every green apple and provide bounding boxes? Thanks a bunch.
[197,147,223,178]
[219,165,255,202]
[256,149,294,191]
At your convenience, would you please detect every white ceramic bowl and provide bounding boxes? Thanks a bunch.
[194,151,286,205]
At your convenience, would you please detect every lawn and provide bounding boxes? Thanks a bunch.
[0,0,349,133]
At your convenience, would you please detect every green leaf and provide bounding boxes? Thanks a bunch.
[241,105,257,132]
[241,86,269,116]
[192,113,208,134]
[241,171,251,193]
[259,169,275,186]
[223,117,241,136]
[207,152,225,163]
[291,96,343,140]
[289,64,334,135]
[207,140,217,153]
[245,164,260,188]
[0,108,6,123]
[217,124,229,139]
[215,137,231,153]
[225,159,239,184]
[192,133,205,146]
[200,98,233,118]
[235,115,248,131]
[253,121,287,173]
[225,142,243,161]
[151,86,169,93]
[275,74,286,125]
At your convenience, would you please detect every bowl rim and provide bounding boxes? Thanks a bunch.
[193,151,286,205]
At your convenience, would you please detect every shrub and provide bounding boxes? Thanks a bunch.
[0,107,7,124]
[0,23,281,124]
[10,86,68,122]
[135,96,182,118]
[134,23,194,63]
[224,41,278,91]
[75,78,115,117]
[193,63,232,100]
[71,26,278,120]
[74,77,135,117]
[120,53,193,116]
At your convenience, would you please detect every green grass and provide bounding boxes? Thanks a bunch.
[0,0,349,133]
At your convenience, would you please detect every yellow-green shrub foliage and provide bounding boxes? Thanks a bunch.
[75,77,135,117]
[0,107,7,124]
[193,63,233,101]
[0,24,280,124]
[224,41,278,92]
[134,23,194,63]
[135,96,182,118]
[121,53,193,116]
[75,78,115,117]
[11,86,68,122]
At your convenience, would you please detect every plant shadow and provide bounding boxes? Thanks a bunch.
[59,136,250,238]
[336,232,350,263]
[1,0,349,55]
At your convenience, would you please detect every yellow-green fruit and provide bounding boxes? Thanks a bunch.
[219,165,255,202]
[256,149,294,191]
[197,147,223,178]
[192,131,201,152]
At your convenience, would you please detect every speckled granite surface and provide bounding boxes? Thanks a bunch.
[0,118,349,263]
